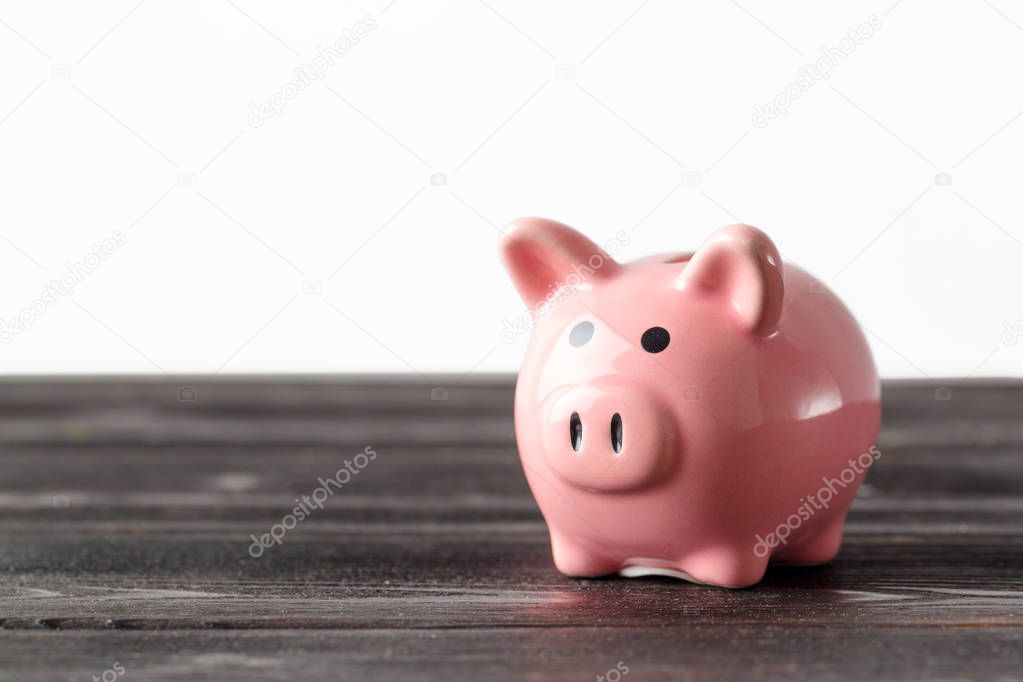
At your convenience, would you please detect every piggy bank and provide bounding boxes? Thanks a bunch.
[501,219,880,587]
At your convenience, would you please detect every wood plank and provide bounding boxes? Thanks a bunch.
[0,628,1019,682]
[2,439,1022,502]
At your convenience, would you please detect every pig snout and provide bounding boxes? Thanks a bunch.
[540,386,676,492]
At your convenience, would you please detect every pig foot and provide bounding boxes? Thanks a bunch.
[773,519,846,566]
[549,533,622,577]
[679,545,769,588]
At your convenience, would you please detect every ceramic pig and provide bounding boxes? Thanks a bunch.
[501,219,880,587]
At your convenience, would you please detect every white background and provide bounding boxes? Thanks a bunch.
[1,0,1021,378]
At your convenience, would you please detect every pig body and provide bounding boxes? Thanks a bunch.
[502,220,880,587]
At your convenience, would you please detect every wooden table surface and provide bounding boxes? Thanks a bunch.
[0,377,1020,681]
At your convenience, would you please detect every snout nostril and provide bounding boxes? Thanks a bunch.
[570,412,583,452]
[610,413,623,454]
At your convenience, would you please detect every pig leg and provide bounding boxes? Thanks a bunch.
[773,517,846,566]
[679,544,769,588]
[549,530,622,577]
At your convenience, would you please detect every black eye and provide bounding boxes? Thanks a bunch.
[569,321,594,347]
[641,326,670,353]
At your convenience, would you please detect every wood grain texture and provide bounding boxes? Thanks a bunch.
[0,377,1020,681]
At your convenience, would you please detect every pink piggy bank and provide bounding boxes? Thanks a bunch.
[501,219,880,587]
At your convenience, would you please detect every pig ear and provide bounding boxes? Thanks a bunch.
[500,218,620,308]
[678,224,784,336]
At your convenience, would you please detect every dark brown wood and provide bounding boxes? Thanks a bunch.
[0,377,1020,681]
